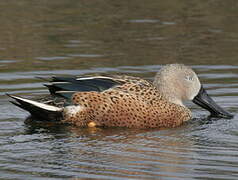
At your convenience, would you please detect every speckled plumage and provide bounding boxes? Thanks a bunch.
[63,76,191,128]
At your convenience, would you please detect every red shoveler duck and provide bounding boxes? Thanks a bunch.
[8,64,233,128]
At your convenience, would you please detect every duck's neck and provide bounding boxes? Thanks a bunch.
[153,78,184,107]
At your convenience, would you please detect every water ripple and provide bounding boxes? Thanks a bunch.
[1,64,238,179]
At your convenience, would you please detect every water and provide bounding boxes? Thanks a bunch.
[1,0,238,179]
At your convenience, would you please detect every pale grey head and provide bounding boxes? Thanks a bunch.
[153,64,233,119]
[153,64,201,106]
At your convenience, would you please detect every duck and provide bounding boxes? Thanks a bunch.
[8,64,233,128]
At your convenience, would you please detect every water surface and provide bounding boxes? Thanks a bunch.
[1,0,238,179]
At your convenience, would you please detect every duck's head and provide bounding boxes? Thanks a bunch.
[153,64,233,119]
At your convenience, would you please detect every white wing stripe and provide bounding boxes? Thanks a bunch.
[76,76,113,80]
[11,95,62,112]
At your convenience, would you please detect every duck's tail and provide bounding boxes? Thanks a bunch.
[7,94,63,121]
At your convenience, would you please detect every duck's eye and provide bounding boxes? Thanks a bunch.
[185,76,194,81]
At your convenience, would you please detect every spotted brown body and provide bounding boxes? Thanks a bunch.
[63,75,191,128]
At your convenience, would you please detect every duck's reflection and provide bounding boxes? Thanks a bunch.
[24,120,197,179]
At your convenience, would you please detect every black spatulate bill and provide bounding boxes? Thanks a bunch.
[192,86,233,119]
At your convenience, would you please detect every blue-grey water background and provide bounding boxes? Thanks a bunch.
[1,0,238,179]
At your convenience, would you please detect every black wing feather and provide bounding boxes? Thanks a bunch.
[47,76,122,98]
[7,94,63,121]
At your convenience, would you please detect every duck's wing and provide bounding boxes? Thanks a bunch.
[44,75,149,99]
